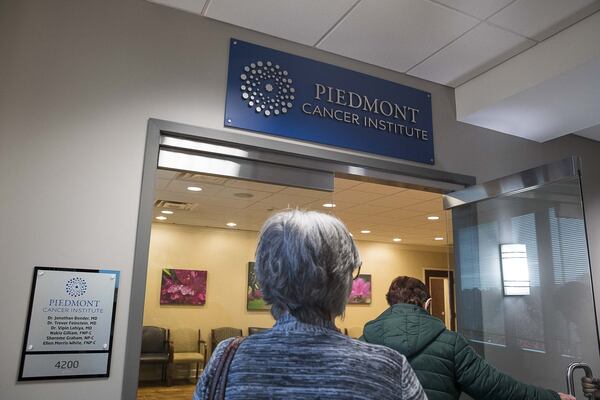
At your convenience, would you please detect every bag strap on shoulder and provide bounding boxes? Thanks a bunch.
[207,336,246,400]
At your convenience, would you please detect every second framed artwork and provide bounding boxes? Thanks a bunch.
[349,274,372,305]
[247,262,270,311]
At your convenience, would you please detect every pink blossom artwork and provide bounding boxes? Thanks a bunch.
[160,268,207,305]
[349,274,371,304]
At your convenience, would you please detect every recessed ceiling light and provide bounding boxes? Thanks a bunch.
[393,238,402,242]
[360,230,371,234]
[427,215,440,220]
[161,210,174,215]
[187,186,203,192]
[226,222,237,227]
[434,237,444,241]
[349,233,354,237]
[322,203,336,208]
[155,216,167,221]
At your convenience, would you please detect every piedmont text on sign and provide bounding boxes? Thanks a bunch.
[225,39,434,164]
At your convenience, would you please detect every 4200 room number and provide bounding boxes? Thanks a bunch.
[54,360,79,369]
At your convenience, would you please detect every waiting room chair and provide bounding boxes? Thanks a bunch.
[211,327,243,354]
[167,328,207,385]
[139,326,170,384]
[248,326,268,335]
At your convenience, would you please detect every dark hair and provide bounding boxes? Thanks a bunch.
[386,276,430,306]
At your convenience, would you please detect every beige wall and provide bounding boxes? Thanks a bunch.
[143,223,451,347]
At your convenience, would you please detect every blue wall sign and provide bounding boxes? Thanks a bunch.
[225,39,434,164]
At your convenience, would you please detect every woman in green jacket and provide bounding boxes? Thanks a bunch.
[361,276,574,400]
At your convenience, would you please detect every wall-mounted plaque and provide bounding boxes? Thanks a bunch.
[18,266,119,380]
[225,39,434,164]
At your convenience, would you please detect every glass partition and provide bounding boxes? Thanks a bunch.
[451,176,600,397]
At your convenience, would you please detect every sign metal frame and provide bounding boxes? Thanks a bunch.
[18,266,119,381]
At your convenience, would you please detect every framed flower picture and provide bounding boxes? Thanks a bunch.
[349,274,371,304]
[247,262,270,311]
[160,268,207,305]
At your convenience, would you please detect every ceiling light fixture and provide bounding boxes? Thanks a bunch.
[393,238,402,242]
[226,222,237,227]
[187,186,203,192]
[322,203,336,208]
[434,237,444,241]
[155,216,167,221]
[161,210,174,215]
[360,230,371,234]
[427,216,440,220]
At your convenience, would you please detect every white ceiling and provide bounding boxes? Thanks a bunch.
[147,0,600,142]
[154,169,452,248]
[148,0,600,88]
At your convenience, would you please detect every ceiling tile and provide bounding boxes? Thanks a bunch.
[164,179,224,196]
[305,199,356,211]
[147,0,208,15]
[251,193,316,208]
[344,204,393,215]
[318,0,479,72]
[155,178,171,190]
[334,177,362,190]
[279,186,333,199]
[403,198,444,212]
[205,0,357,46]
[369,192,424,208]
[156,168,178,180]
[408,23,535,86]
[489,0,600,41]
[366,210,417,222]
[333,189,386,204]
[431,0,514,19]
[402,189,442,201]
[223,179,285,193]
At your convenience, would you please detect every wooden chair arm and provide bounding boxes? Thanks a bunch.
[168,341,174,362]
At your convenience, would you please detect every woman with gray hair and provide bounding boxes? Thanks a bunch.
[194,210,426,400]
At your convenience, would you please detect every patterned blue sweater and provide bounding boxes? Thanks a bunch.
[194,314,427,399]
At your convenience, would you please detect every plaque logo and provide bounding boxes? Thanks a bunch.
[240,60,295,117]
[65,277,88,297]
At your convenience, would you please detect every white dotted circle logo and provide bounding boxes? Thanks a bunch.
[65,277,87,297]
[240,60,295,117]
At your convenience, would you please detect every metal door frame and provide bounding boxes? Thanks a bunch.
[122,118,475,399]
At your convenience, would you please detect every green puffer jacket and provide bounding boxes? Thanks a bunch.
[361,304,559,400]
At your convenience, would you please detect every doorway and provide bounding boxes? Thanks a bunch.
[124,119,470,399]
[425,269,456,330]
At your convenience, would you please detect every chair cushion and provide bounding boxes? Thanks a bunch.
[173,352,205,363]
[140,353,169,363]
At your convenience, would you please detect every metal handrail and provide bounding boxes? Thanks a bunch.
[567,362,594,398]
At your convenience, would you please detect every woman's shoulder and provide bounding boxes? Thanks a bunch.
[344,336,409,368]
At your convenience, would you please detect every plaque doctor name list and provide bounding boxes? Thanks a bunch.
[19,267,119,380]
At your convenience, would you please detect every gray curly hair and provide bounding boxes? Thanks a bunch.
[255,210,361,325]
